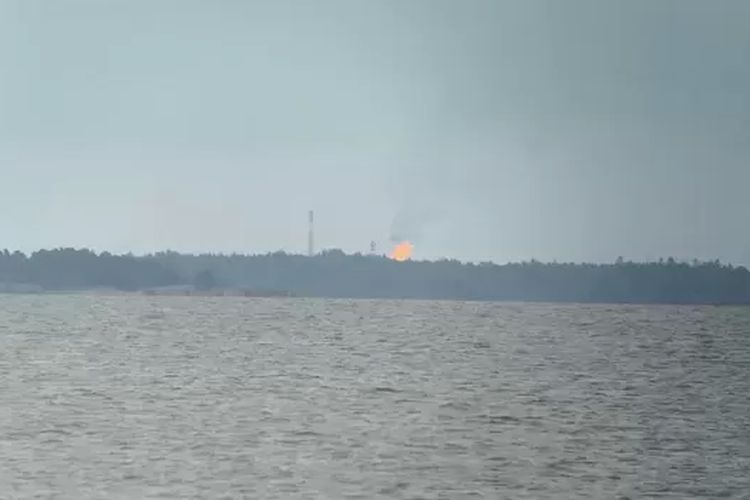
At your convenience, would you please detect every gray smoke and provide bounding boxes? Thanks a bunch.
[388,207,438,244]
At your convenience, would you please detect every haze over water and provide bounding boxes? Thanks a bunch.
[1,295,748,499]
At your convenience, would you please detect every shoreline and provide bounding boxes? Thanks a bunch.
[0,288,746,307]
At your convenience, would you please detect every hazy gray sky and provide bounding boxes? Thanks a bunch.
[1,0,749,263]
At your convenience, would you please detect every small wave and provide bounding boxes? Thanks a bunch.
[372,386,401,393]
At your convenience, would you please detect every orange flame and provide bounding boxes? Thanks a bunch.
[389,241,414,262]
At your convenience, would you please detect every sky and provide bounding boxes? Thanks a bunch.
[1,0,749,264]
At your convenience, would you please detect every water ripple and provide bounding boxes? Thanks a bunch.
[0,296,748,498]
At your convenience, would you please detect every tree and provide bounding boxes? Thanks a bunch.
[194,269,216,290]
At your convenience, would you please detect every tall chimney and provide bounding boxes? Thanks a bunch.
[308,210,314,257]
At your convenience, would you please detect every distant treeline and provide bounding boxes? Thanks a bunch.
[0,248,178,291]
[1,248,750,304]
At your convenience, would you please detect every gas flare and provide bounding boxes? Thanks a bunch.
[389,241,414,262]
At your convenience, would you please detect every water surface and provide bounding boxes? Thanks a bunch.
[0,296,748,498]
